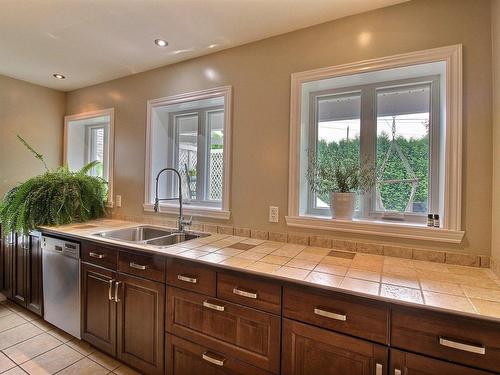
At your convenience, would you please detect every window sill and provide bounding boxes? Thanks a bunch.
[143,203,231,220]
[285,215,464,244]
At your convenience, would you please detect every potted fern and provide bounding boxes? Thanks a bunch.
[307,150,375,220]
[0,136,108,234]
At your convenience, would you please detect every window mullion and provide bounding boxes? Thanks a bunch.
[196,110,207,201]
[360,86,376,219]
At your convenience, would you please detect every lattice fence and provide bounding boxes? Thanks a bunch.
[209,149,223,201]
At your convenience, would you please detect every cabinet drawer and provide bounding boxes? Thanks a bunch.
[82,241,118,270]
[166,259,216,296]
[390,348,495,375]
[217,272,281,314]
[118,251,166,283]
[166,286,281,373]
[392,305,500,373]
[166,334,271,375]
[283,286,389,344]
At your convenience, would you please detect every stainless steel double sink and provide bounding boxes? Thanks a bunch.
[93,225,208,248]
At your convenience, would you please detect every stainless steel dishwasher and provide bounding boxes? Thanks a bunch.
[42,236,81,338]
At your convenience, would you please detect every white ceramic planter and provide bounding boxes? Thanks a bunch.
[330,192,356,220]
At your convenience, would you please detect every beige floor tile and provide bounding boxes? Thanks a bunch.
[285,259,318,271]
[345,269,381,282]
[0,305,14,318]
[382,274,420,289]
[220,257,255,268]
[461,285,500,303]
[197,253,232,264]
[1,367,27,375]
[57,357,108,375]
[3,332,62,364]
[260,255,291,266]
[0,314,27,333]
[13,310,39,323]
[305,272,343,287]
[419,280,464,296]
[382,265,418,277]
[320,256,352,267]
[29,320,55,332]
[46,328,73,343]
[423,291,475,313]
[65,339,95,356]
[113,364,142,375]
[380,284,423,304]
[273,266,310,280]
[340,278,380,296]
[215,248,244,256]
[314,264,348,276]
[236,251,266,261]
[0,323,43,350]
[246,262,281,274]
[88,351,121,371]
[470,299,500,319]
[0,352,16,373]
[20,344,83,374]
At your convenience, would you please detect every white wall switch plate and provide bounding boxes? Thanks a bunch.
[115,195,122,207]
[269,206,279,223]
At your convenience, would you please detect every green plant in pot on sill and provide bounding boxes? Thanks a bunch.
[0,135,107,234]
[306,149,375,220]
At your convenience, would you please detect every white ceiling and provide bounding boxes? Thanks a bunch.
[0,0,408,91]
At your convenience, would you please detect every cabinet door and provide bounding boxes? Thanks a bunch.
[390,349,495,375]
[26,233,43,316]
[2,232,14,298]
[166,334,271,375]
[81,263,117,356]
[282,319,388,375]
[12,234,27,305]
[116,272,165,375]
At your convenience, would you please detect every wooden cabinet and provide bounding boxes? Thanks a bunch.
[116,272,165,375]
[167,258,217,296]
[11,234,26,305]
[25,233,43,315]
[1,231,14,298]
[282,318,388,375]
[390,349,495,375]
[82,241,118,270]
[81,263,117,356]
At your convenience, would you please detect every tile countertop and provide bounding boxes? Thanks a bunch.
[41,219,500,323]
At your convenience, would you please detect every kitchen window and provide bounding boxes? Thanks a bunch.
[145,86,232,219]
[287,45,464,243]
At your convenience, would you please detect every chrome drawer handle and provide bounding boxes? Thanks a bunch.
[203,300,225,312]
[108,279,115,301]
[394,369,402,375]
[129,262,147,270]
[439,337,485,355]
[177,274,198,284]
[233,287,257,299]
[202,352,226,367]
[114,281,121,303]
[314,307,347,321]
[89,252,105,259]
[375,363,383,375]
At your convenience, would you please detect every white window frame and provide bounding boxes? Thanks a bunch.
[144,86,232,220]
[287,45,464,243]
[64,108,115,207]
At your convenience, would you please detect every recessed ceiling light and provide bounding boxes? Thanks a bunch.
[52,73,66,79]
[154,39,168,47]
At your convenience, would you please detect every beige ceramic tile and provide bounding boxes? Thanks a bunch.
[250,230,269,240]
[249,245,277,255]
[3,332,62,364]
[268,232,286,243]
[246,262,281,274]
[220,257,255,268]
[480,255,491,268]
[356,242,383,255]
[21,344,83,374]
[11,309,38,323]
[233,227,251,237]
[197,253,232,264]
[0,305,13,318]
[423,291,476,313]
[260,255,291,266]
[333,240,357,252]
[413,260,450,272]
[215,247,244,256]
[445,253,480,267]
[412,249,445,263]
[302,247,331,256]
[66,339,95,356]
[88,351,121,371]
[314,263,348,276]
[202,224,218,233]
[241,238,266,246]
[47,328,73,343]
[113,364,143,375]
[287,233,309,246]
[380,284,423,304]
[195,245,220,252]
[447,265,492,278]
[217,226,234,235]
[470,299,500,319]
[461,285,500,302]
[419,280,465,296]
[340,278,380,296]
[305,272,344,287]
[286,258,319,271]
[236,251,266,261]
[273,266,310,280]
[1,366,26,375]
[320,256,352,267]
[0,323,43,350]
[382,265,418,277]
[178,249,211,259]
[0,352,15,373]
[309,236,332,249]
[383,245,413,259]
[273,244,306,257]
[383,257,414,268]
[294,251,326,263]
[345,268,381,282]
[381,274,420,289]
[0,313,27,333]
[57,357,109,375]
[30,319,55,332]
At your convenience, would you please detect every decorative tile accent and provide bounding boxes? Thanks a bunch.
[356,242,383,255]
[233,227,251,237]
[380,284,423,304]
[412,249,445,263]
[328,250,356,259]
[268,232,287,243]
[217,226,234,235]
[383,245,413,259]
[480,255,491,268]
[203,224,218,233]
[251,229,269,240]
[445,252,481,267]
[309,236,332,249]
[333,240,357,252]
[230,243,256,251]
[287,233,309,246]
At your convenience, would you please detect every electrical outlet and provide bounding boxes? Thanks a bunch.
[269,206,279,223]
[115,195,122,207]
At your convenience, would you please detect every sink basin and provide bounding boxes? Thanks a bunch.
[94,225,175,242]
[145,232,203,247]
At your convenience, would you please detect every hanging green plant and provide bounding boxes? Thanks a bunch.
[0,135,107,234]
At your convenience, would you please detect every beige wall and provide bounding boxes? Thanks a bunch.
[0,74,65,197]
[66,0,493,255]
